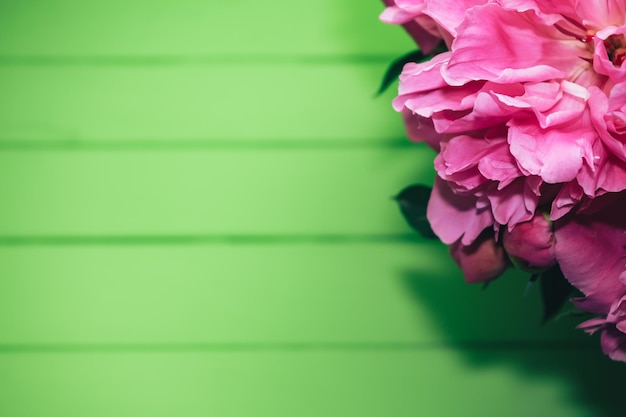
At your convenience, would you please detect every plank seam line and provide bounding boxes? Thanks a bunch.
[0,234,423,246]
[0,341,597,354]
[0,54,401,67]
[0,138,417,152]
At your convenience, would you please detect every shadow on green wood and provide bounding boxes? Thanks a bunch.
[401,268,625,417]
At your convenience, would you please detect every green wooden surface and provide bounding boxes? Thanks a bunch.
[0,0,414,56]
[0,245,587,344]
[0,351,618,417]
[0,149,430,235]
[0,66,407,142]
[0,1,623,416]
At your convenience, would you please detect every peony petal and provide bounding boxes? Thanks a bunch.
[422,0,488,37]
[443,5,584,85]
[403,82,482,117]
[486,177,538,228]
[577,1,626,33]
[591,27,626,83]
[401,109,443,151]
[508,120,593,184]
[393,53,451,112]
[549,183,583,220]
[380,5,421,25]
[601,327,626,362]
[589,85,626,161]
[427,177,494,245]
[554,194,626,313]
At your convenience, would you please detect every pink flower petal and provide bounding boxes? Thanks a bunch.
[401,109,443,151]
[427,177,494,245]
[444,5,584,85]
[508,119,593,184]
[487,177,539,228]
[422,0,488,37]
[554,194,626,314]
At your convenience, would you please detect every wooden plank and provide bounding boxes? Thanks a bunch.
[0,244,585,344]
[0,65,406,143]
[0,149,435,235]
[0,350,617,417]
[0,0,414,57]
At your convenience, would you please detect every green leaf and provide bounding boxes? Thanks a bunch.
[376,50,427,96]
[394,184,437,239]
[539,266,576,324]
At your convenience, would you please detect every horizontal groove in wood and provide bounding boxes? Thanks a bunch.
[0,233,421,246]
[0,138,413,152]
[0,341,596,354]
[0,54,399,67]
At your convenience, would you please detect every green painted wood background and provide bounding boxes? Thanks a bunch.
[0,1,623,415]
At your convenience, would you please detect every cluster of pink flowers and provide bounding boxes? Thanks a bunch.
[382,0,626,361]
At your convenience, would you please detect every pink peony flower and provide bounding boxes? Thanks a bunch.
[390,0,626,246]
[383,2,626,361]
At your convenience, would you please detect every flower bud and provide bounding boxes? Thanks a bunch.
[503,213,556,271]
[450,231,508,284]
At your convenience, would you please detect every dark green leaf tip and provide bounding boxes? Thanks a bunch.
[394,184,437,239]
[376,50,427,96]
[523,274,540,298]
[539,266,576,324]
